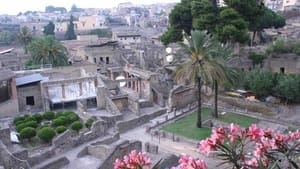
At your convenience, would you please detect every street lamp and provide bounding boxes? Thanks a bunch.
[166,47,174,63]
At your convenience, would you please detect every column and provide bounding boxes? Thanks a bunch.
[62,84,65,99]
[79,82,83,96]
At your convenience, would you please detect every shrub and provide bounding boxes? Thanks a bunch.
[85,118,94,129]
[37,127,56,142]
[13,116,25,125]
[55,111,64,118]
[25,120,38,128]
[64,111,75,116]
[51,118,64,127]
[16,123,27,132]
[67,114,79,123]
[24,116,36,123]
[32,114,43,123]
[20,127,36,140]
[58,116,69,124]
[56,126,67,134]
[43,111,55,120]
[71,121,83,132]
[39,125,49,129]
[15,120,25,126]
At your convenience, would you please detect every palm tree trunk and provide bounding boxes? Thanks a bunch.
[214,80,218,118]
[197,76,202,128]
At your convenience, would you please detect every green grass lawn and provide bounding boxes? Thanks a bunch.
[161,108,259,140]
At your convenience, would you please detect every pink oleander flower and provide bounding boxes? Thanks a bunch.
[228,123,241,143]
[248,124,264,142]
[245,158,259,168]
[114,150,151,169]
[172,154,207,169]
[288,130,300,141]
[199,138,217,156]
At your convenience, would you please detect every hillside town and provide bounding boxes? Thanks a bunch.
[1,0,300,169]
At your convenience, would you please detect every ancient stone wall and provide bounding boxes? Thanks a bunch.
[28,148,55,166]
[105,97,121,114]
[116,108,166,133]
[128,96,140,115]
[0,128,10,145]
[112,96,128,112]
[0,141,30,169]
[98,140,142,169]
[0,99,19,118]
[169,86,196,109]
[17,83,43,112]
[38,157,69,169]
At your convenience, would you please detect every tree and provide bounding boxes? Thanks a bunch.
[175,30,231,127]
[17,26,32,53]
[65,15,76,40]
[248,52,266,68]
[43,21,55,35]
[27,35,68,66]
[37,127,56,142]
[160,0,192,45]
[160,27,182,46]
[191,0,218,33]
[216,8,249,44]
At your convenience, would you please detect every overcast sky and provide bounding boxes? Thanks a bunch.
[0,0,180,15]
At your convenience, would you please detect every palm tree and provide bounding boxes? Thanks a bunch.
[27,35,69,66]
[175,30,233,127]
[17,26,32,53]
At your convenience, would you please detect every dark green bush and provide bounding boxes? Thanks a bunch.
[55,111,64,118]
[51,118,64,127]
[43,111,55,120]
[25,121,38,128]
[20,127,36,140]
[16,123,27,132]
[13,116,25,125]
[15,120,25,126]
[24,116,36,123]
[32,114,43,123]
[39,125,49,129]
[37,127,56,142]
[63,111,75,116]
[71,121,83,132]
[56,126,67,134]
[67,114,79,122]
[58,116,69,124]
[85,118,94,129]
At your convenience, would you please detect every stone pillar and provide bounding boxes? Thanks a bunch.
[62,84,65,99]
[44,99,50,111]
[10,78,17,100]
[79,82,83,96]
[97,86,106,109]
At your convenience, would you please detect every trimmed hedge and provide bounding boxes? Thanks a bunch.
[25,120,38,128]
[32,114,43,123]
[16,123,27,132]
[67,114,79,123]
[20,127,36,140]
[37,127,56,142]
[51,118,65,127]
[55,112,64,119]
[56,126,67,134]
[43,111,55,120]
[13,117,25,125]
[71,121,83,132]
[58,116,69,124]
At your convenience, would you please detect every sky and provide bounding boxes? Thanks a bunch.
[0,0,180,15]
